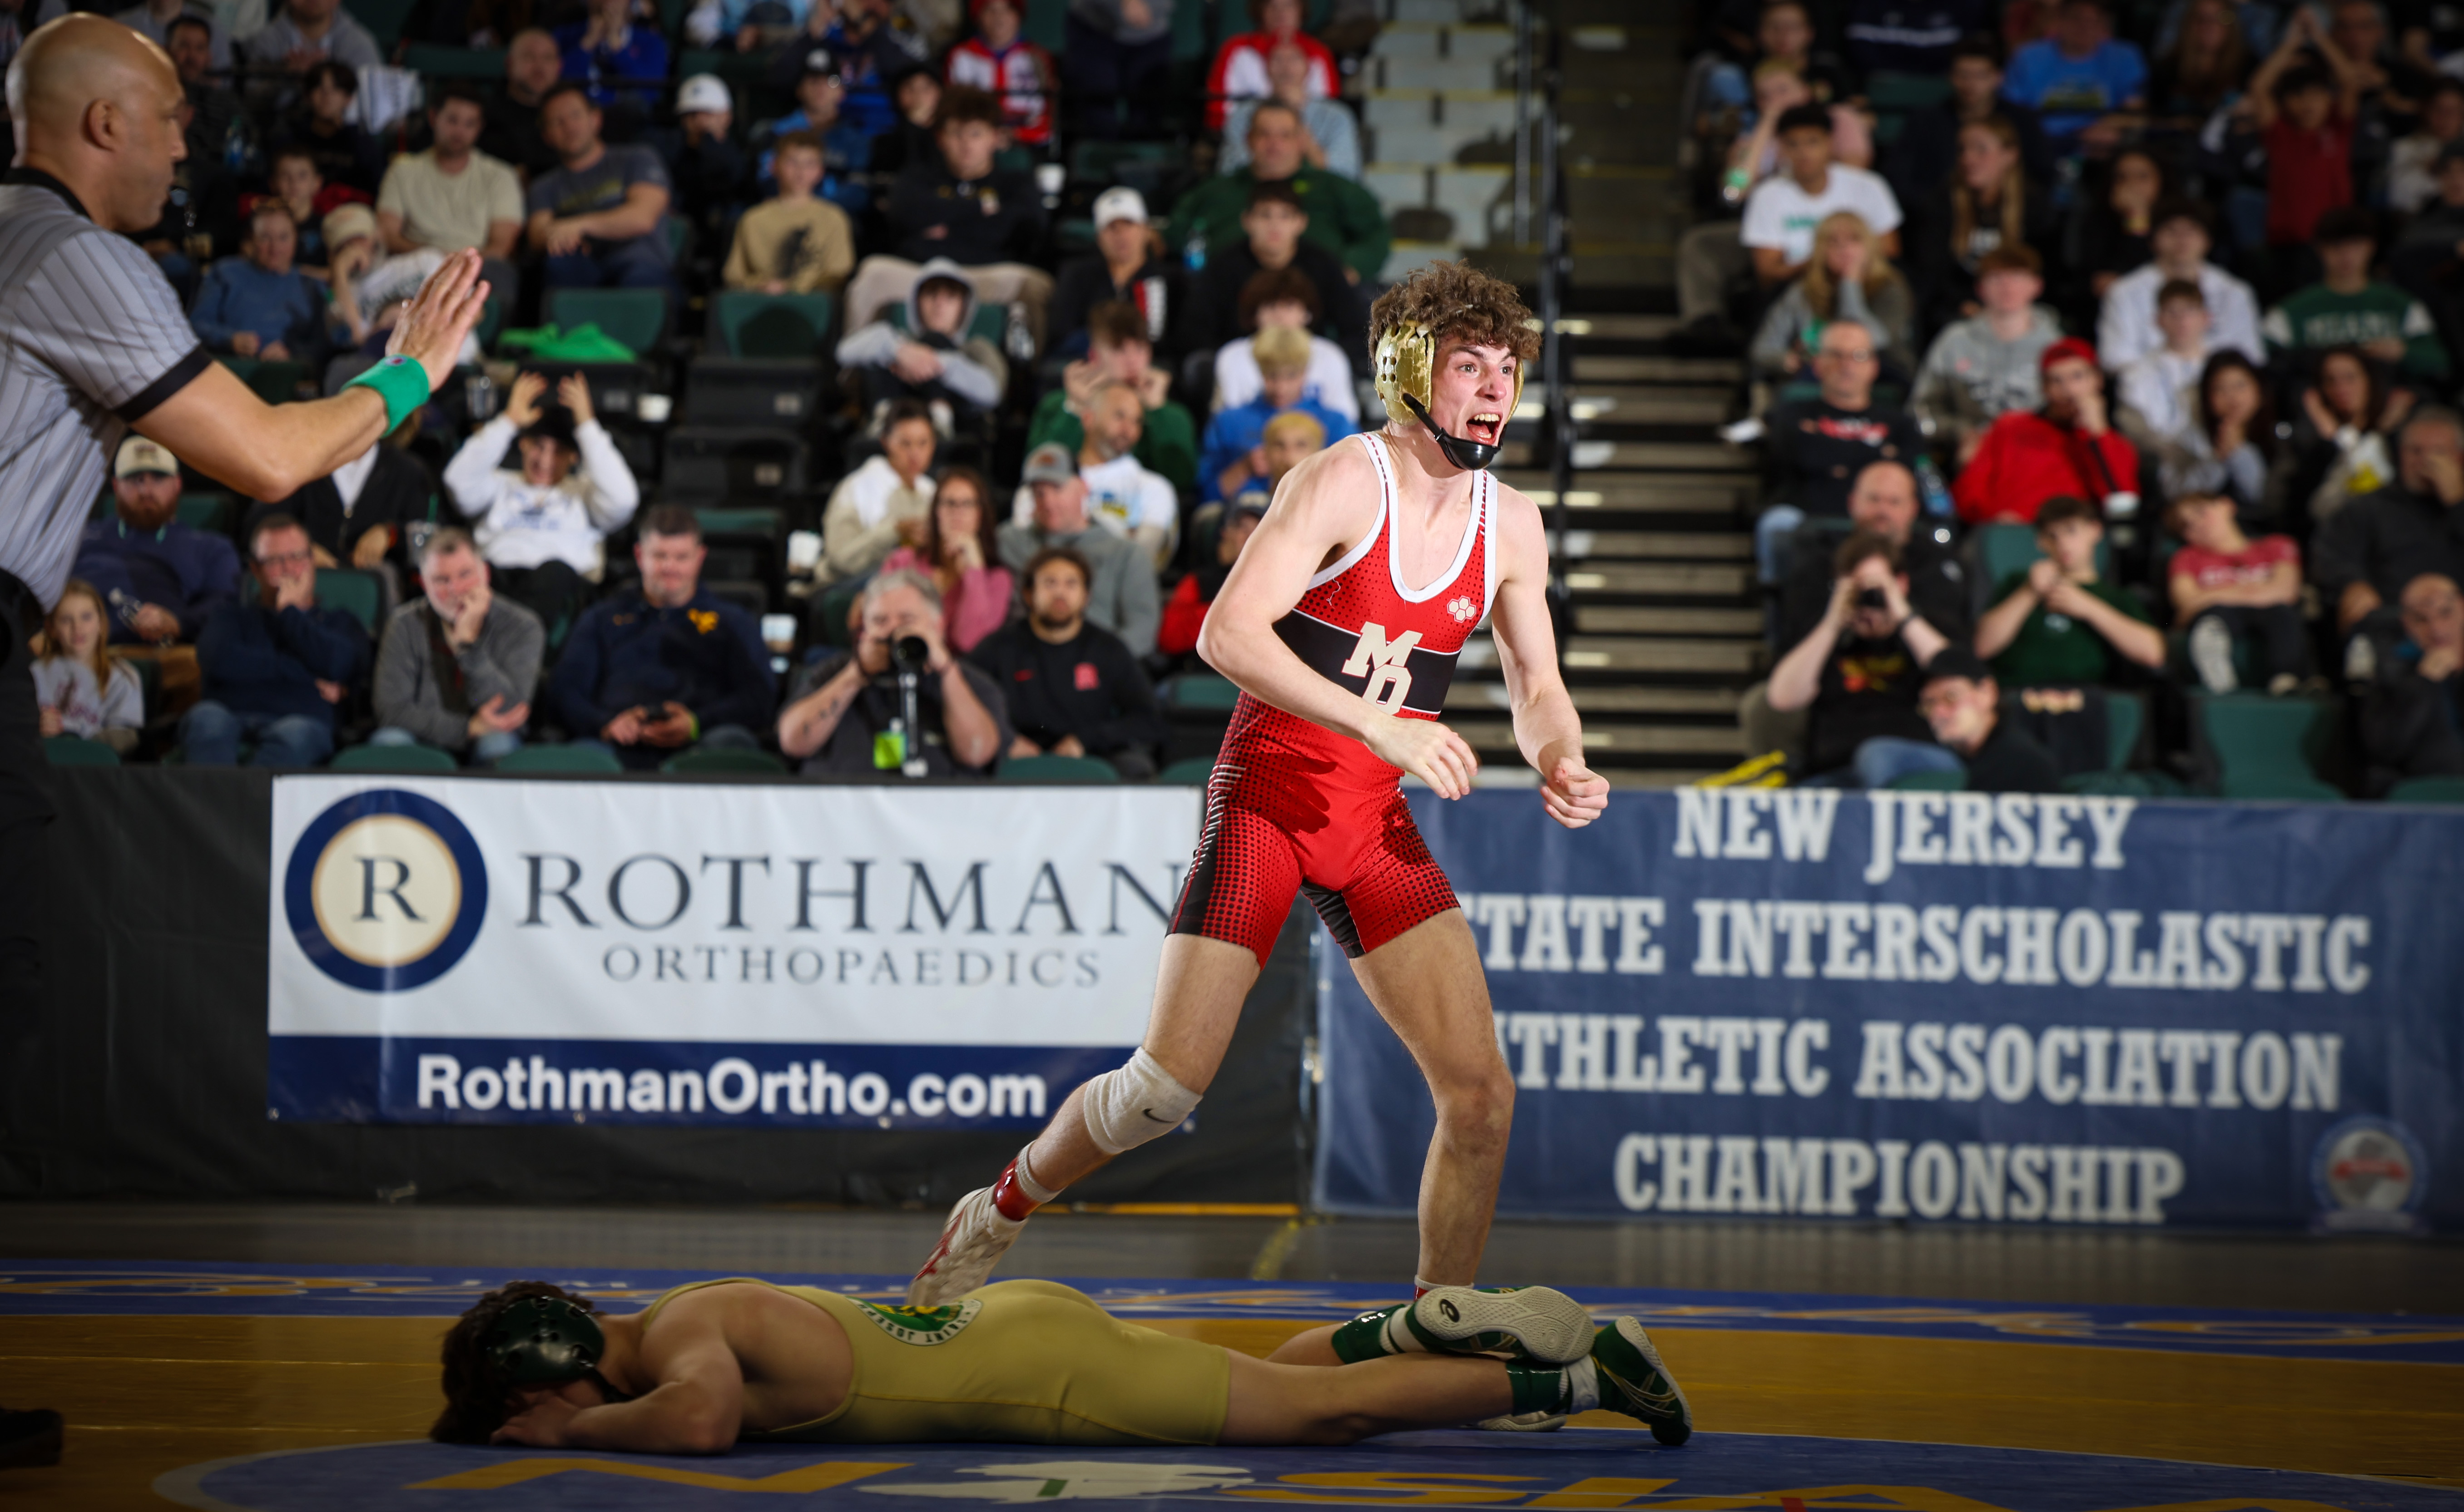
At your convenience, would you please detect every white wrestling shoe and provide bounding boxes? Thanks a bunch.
[1408,1285,1597,1365]
[906,1186,1025,1306]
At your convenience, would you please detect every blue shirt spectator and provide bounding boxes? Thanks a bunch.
[555,0,671,109]
[2003,1,2147,151]
[189,205,328,365]
[1198,377,1354,504]
[72,437,243,645]
[754,51,874,213]
[179,514,373,767]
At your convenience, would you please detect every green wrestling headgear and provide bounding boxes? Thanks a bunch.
[482,1295,615,1388]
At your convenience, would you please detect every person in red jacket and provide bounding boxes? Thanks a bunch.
[1161,498,1268,657]
[1952,336,2138,524]
[1206,0,1338,130]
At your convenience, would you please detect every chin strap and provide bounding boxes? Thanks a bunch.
[1400,392,1502,471]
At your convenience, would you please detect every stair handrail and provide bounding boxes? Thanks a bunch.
[1528,4,1575,638]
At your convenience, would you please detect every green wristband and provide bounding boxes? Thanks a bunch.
[342,355,433,432]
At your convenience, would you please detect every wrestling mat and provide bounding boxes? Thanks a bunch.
[3,1261,2458,1510]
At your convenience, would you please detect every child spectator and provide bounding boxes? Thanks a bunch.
[1750,211,1914,385]
[326,204,478,374]
[369,528,545,766]
[1031,301,1199,492]
[181,514,372,767]
[1051,187,1181,361]
[34,580,143,755]
[946,0,1053,146]
[441,371,641,633]
[2168,491,2308,694]
[1211,267,1357,422]
[525,82,675,293]
[868,65,944,179]
[1742,104,1904,289]
[1974,494,2167,685]
[2141,351,2283,516]
[834,257,1008,430]
[1760,319,1924,578]
[1225,407,1326,521]
[190,202,327,367]
[1222,38,1362,181]
[817,399,938,588]
[1954,340,2140,524]
[2387,78,2464,214]
[2359,571,2464,793]
[2262,207,2450,385]
[2097,199,2262,369]
[2291,345,2412,524]
[847,84,1050,347]
[1914,246,2064,469]
[877,465,1013,651]
[1906,116,2055,333]
[2001,0,2145,160]
[262,150,336,275]
[1199,325,1355,504]
[721,130,857,294]
[72,436,241,647]
[2247,10,2362,270]
[2115,278,2212,447]
[1160,498,1265,657]
[264,60,385,197]
[1205,0,1336,131]
[970,546,1169,779]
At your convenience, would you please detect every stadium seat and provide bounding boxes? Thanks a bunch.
[2386,774,2464,805]
[177,493,233,535]
[1163,673,1242,711]
[683,356,825,426]
[662,747,788,775]
[546,288,669,356]
[696,508,787,599]
[314,568,383,634]
[998,754,1122,783]
[43,735,120,766]
[703,578,770,619]
[399,43,505,78]
[494,743,626,774]
[1157,756,1215,784]
[342,0,415,45]
[2105,689,2146,771]
[2191,692,2343,801]
[221,357,312,405]
[331,743,457,773]
[1886,769,1964,791]
[710,292,835,358]
[660,426,808,503]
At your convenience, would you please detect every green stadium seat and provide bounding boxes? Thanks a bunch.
[661,747,788,775]
[43,735,121,766]
[399,44,506,78]
[1157,756,1216,784]
[1864,69,1953,111]
[546,288,669,356]
[998,753,1122,783]
[1973,521,2115,594]
[710,292,836,358]
[1024,0,1066,50]
[314,568,383,634]
[176,493,233,535]
[2192,692,2343,801]
[495,743,627,774]
[332,742,458,773]
[343,0,416,45]
[2386,774,2464,804]
[2104,688,2145,771]
[1163,672,1241,711]
[220,357,312,405]
[697,506,786,537]
[1886,768,1965,791]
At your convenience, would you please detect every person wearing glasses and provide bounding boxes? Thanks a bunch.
[1758,316,1923,584]
[177,511,372,766]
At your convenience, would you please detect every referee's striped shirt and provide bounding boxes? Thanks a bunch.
[0,167,213,610]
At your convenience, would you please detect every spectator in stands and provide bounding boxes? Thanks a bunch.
[34,581,143,756]
[1160,495,1264,657]
[1775,459,1972,653]
[1200,325,1354,506]
[868,63,944,179]
[2359,571,2464,793]
[114,0,229,73]
[485,28,568,178]
[369,527,544,765]
[1696,0,1851,148]
[754,51,870,213]
[190,202,328,368]
[2387,77,2464,216]
[2143,0,2253,124]
[2115,278,2213,454]
[378,85,525,304]
[2140,351,2284,517]
[550,508,776,769]
[2248,10,2363,279]
[1672,64,1828,352]
[1895,645,2066,791]
[786,0,932,140]
[1051,187,1181,361]
[1914,246,2062,468]
[1032,301,1197,489]
[1742,104,1904,290]
[722,129,856,293]
[947,0,1053,147]
[245,430,434,580]
[1907,115,2056,333]
[2263,207,2449,385]
[1070,380,1183,567]
[1212,267,1356,423]
[1185,181,1361,363]
[2167,490,2307,695]
[1207,0,1334,131]
[847,85,1051,346]
[1061,0,1175,141]
[73,437,241,648]
[181,514,372,767]
[971,547,1168,777]
[240,0,380,113]
[2098,200,2261,369]
[681,0,809,50]
[1763,530,1955,783]
[777,569,1011,775]
[1170,103,1393,292]
[2290,344,2413,525]
[1956,338,2139,524]
[443,371,641,633]
[2313,406,2464,648]
[166,18,238,168]
[526,82,675,292]
[1749,210,1914,385]
[265,60,384,197]
[2000,0,2144,160]
[327,204,491,383]
[818,398,939,587]
[999,443,1160,655]
[665,74,754,251]
[2067,146,2162,316]
[1882,35,2054,212]
[1759,319,1924,579]
[1975,494,2166,685]
[878,465,1012,651]
[835,257,1008,430]
[258,150,334,276]
[1222,38,1361,182]
[555,0,670,115]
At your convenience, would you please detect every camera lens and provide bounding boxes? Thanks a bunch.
[1857,587,1888,609]
[891,635,930,671]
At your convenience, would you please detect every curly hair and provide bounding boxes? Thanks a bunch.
[1366,261,1541,370]
[431,1280,596,1444]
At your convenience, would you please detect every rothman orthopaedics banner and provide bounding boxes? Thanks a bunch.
[1315,789,2460,1233]
[267,778,1200,1129]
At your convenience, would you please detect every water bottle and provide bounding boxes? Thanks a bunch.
[1184,226,1206,273]
[1005,301,1034,363]
[1915,455,1953,518]
[108,588,144,632]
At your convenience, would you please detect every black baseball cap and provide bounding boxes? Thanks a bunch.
[1922,647,1995,686]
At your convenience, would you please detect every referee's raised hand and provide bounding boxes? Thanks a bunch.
[385,249,492,393]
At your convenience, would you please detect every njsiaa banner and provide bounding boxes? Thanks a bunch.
[268,777,1199,1128]
[1315,789,2459,1233]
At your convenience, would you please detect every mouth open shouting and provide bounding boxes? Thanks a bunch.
[1461,411,1505,448]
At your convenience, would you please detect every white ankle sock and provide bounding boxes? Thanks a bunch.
[1013,1146,1060,1205]
[1564,1357,1599,1414]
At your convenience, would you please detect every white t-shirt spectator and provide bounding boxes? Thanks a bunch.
[1213,333,1359,421]
[441,415,641,575]
[1081,451,1179,544]
[1741,164,1903,269]
[2097,262,2262,371]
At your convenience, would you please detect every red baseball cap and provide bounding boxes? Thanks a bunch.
[2039,337,2098,375]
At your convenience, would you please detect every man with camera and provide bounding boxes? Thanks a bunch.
[777,568,1010,777]
[1764,528,1953,785]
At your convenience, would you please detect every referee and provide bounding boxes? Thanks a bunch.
[0,17,486,1469]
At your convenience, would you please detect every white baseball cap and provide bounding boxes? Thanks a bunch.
[115,435,178,478]
[677,73,731,115]
[1092,186,1146,228]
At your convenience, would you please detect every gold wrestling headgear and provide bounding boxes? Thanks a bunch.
[1373,312,1527,471]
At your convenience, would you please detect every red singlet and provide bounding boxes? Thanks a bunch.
[1170,433,1498,965]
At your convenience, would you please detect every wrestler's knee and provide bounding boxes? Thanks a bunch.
[1430,1060,1515,1150]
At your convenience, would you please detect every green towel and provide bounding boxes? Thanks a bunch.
[492,321,638,362]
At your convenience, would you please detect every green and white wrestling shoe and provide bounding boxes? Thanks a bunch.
[1329,1285,1597,1366]
[1589,1317,1694,1445]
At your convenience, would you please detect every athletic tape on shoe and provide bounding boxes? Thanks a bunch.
[1080,1048,1201,1156]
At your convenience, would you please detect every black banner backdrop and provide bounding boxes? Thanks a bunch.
[0,770,1311,1207]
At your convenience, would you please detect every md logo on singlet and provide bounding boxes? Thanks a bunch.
[283,788,489,992]
[1343,622,1422,711]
